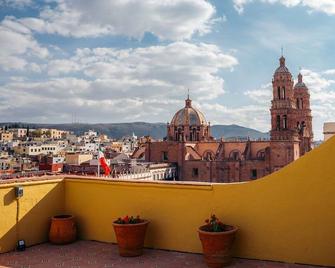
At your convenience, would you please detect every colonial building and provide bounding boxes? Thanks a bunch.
[132,56,313,182]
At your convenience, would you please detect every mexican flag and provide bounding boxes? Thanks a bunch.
[98,149,111,176]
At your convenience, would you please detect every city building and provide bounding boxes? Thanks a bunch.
[65,152,93,165]
[11,128,28,139]
[323,122,335,141]
[111,159,177,181]
[0,132,13,142]
[120,133,139,154]
[38,156,64,172]
[14,143,61,156]
[133,56,313,182]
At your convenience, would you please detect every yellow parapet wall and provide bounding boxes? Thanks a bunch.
[0,179,64,253]
[0,136,335,266]
[64,136,335,267]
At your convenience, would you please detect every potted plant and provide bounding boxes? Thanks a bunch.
[198,214,238,268]
[49,215,77,244]
[112,215,149,257]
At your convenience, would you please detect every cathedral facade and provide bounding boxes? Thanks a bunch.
[133,56,313,182]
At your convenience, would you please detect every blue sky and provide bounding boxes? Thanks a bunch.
[0,0,334,139]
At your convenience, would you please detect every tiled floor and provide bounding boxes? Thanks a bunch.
[0,241,327,268]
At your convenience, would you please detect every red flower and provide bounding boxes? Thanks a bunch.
[115,215,142,224]
[123,215,129,223]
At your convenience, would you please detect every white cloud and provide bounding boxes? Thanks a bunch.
[301,69,335,95]
[46,42,238,101]
[0,18,49,71]
[47,59,81,76]
[233,0,253,14]
[199,102,270,132]
[0,42,238,123]
[323,69,335,75]
[1,0,33,8]
[15,0,216,40]
[244,83,272,104]
[233,0,335,15]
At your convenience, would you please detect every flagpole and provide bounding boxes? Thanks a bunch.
[97,141,100,177]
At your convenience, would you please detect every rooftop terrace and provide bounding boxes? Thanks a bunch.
[0,241,325,268]
[1,137,335,267]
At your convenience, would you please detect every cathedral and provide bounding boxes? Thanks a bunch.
[133,56,313,182]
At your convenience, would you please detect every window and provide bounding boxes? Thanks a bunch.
[203,151,214,161]
[282,87,286,99]
[229,150,241,161]
[277,86,281,99]
[256,150,265,160]
[192,168,199,177]
[283,115,287,129]
[276,115,281,130]
[162,151,168,161]
[251,169,257,179]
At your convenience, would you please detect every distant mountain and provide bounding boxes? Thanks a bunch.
[211,124,269,140]
[0,122,269,140]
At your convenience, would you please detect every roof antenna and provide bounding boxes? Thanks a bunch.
[281,46,284,57]
[187,88,190,99]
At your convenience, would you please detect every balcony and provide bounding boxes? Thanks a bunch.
[1,137,335,267]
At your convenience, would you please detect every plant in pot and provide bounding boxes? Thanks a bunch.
[198,214,238,268]
[112,215,149,257]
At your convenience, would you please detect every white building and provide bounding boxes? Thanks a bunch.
[75,142,98,152]
[323,122,335,141]
[84,130,98,138]
[14,143,61,156]
[12,128,28,139]
[120,133,138,153]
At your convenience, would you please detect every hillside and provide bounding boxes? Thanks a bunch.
[0,122,269,140]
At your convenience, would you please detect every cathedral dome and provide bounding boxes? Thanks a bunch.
[170,97,207,126]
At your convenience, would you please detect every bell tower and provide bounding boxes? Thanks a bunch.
[270,55,300,170]
[270,56,299,142]
[294,72,313,155]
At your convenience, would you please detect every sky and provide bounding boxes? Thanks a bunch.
[0,0,334,139]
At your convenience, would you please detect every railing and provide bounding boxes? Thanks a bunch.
[0,170,49,180]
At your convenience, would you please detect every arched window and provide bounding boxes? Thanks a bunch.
[191,128,196,141]
[300,98,303,109]
[282,87,286,99]
[276,115,281,130]
[283,115,287,129]
[256,150,265,160]
[277,86,281,99]
[229,150,241,161]
[296,98,300,109]
[203,150,215,161]
[177,128,182,141]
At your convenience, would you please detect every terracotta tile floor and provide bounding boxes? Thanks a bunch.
[0,241,327,268]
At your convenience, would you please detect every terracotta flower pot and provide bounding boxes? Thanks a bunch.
[112,220,149,257]
[198,225,238,268]
[49,215,77,245]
